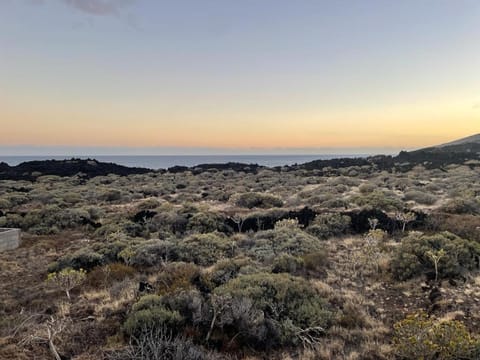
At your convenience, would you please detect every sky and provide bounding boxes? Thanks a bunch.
[0,0,479,155]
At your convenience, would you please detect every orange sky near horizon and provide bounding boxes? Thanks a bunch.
[2,94,478,149]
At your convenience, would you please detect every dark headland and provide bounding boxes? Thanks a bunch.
[1,134,479,181]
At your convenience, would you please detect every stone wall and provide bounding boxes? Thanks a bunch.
[0,228,21,251]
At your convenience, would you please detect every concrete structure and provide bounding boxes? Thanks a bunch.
[0,228,21,251]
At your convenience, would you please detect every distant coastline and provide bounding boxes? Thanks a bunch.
[0,154,369,169]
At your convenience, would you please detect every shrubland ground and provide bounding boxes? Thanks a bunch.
[1,162,480,359]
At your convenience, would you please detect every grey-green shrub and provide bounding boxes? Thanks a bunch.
[49,248,104,272]
[404,190,437,205]
[307,213,351,239]
[208,257,256,287]
[213,272,333,348]
[233,192,283,209]
[271,253,305,274]
[187,212,224,234]
[177,232,234,266]
[391,232,480,280]
[123,295,184,336]
[350,190,403,211]
[249,227,323,262]
[126,240,178,267]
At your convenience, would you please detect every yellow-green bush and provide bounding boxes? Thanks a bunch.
[390,231,480,280]
[393,312,480,359]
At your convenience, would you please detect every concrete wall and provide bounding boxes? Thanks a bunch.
[0,228,21,251]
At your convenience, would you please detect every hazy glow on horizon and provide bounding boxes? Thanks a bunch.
[1,0,479,152]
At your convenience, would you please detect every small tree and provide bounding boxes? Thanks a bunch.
[47,268,86,300]
[361,229,386,273]
[231,214,245,233]
[426,248,446,282]
[395,212,416,232]
[368,217,379,230]
[19,316,69,360]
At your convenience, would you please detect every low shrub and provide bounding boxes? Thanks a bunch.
[390,232,480,280]
[271,253,305,274]
[328,176,361,187]
[123,240,177,267]
[350,191,403,212]
[249,227,323,262]
[100,189,123,202]
[86,263,136,288]
[302,250,329,272]
[136,198,161,210]
[94,240,132,263]
[426,213,480,242]
[177,232,234,266]
[307,213,351,239]
[233,192,283,209]
[49,248,104,272]
[393,312,480,359]
[404,190,437,205]
[124,297,184,336]
[439,198,480,215]
[358,183,376,194]
[112,326,221,360]
[208,257,255,287]
[187,212,224,234]
[155,262,201,295]
[213,273,333,348]
[149,211,189,235]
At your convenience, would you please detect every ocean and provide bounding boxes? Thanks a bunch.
[0,155,366,170]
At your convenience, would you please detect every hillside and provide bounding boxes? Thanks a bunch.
[437,133,480,148]
[1,153,479,360]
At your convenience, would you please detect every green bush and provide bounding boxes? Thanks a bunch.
[391,232,480,280]
[271,253,305,274]
[328,176,360,187]
[213,273,333,348]
[187,212,224,233]
[149,212,189,235]
[9,205,92,233]
[125,240,177,267]
[94,240,131,263]
[208,258,255,287]
[136,198,161,210]
[124,296,184,336]
[155,262,200,295]
[100,189,123,202]
[302,250,329,272]
[86,263,135,288]
[233,192,283,209]
[358,183,376,194]
[321,197,349,209]
[249,227,323,262]
[49,248,104,272]
[307,213,351,239]
[177,232,233,266]
[123,220,149,238]
[439,198,480,215]
[350,190,403,211]
[426,213,480,242]
[0,197,12,210]
[404,190,437,205]
[393,312,480,359]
